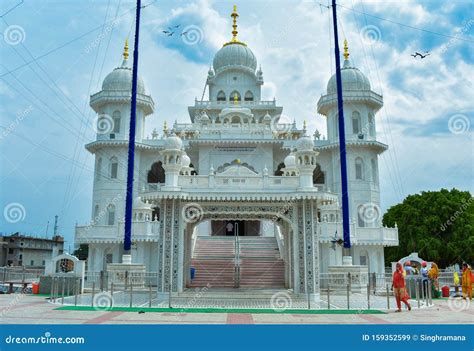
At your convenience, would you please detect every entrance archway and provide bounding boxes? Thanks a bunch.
[184,215,291,290]
[142,196,326,296]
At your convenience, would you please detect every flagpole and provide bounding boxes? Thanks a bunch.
[123,0,141,264]
[331,0,352,261]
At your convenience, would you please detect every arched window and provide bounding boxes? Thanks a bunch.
[189,163,198,175]
[230,91,241,102]
[313,164,325,184]
[368,113,375,137]
[352,111,361,135]
[147,161,165,183]
[334,113,339,137]
[244,91,254,101]
[107,204,115,225]
[231,115,241,124]
[274,162,285,176]
[357,205,365,227]
[152,207,160,221]
[96,157,102,180]
[110,157,118,179]
[112,111,121,133]
[217,90,226,102]
[371,159,378,183]
[359,250,368,265]
[93,205,99,222]
[355,157,364,180]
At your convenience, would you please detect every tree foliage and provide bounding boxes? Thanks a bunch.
[383,188,473,267]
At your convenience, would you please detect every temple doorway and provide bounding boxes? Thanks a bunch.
[210,220,260,236]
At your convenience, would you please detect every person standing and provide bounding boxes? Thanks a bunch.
[421,261,429,296]
[392,262,411,312]
[461,262,472,300]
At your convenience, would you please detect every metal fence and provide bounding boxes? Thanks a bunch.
[49,270,436,311]
[0,267,44,283]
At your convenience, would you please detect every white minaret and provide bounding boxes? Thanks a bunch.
[161,134,185,190]
[295,135,319,189]
[317,41,387,228]
[87,40,154,229]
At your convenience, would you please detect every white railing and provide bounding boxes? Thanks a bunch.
[318,222,398,246]
[194,100,276,107]
[75,220,160,243]
[274,225,285,260]
[177,174,300,190]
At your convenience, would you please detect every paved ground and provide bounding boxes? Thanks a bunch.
[0,294,472,324]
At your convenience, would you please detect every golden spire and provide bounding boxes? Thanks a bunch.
[123,38,129,60]
[231,5,239,42]
[343,39,349,61]
[223,5,246,47]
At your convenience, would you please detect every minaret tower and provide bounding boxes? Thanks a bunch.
[317,41,387,228]
[87,41,154,228]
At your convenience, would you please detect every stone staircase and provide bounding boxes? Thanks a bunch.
[189,236,285,289]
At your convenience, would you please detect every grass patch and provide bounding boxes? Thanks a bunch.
[55,306,385,314]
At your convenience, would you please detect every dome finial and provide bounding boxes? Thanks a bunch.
[223,5,246,47]
[343,39,349,61]
[123,38,129,60]
[231,5,239,42]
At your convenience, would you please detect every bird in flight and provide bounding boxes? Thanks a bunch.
[411,51,430,59]
[163,24,181,37]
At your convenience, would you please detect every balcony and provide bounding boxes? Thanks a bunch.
[318,221,398,246]
[75,220,160,244]
[194,100,277,108]
[177,174,301,189]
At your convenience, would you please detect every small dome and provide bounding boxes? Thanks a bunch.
[284,153,296,167]
[133,197,152,210]
[296,135,314,151]
[181,154,191,167]
[102,60,146,94]
[327,60,370,94]
[165,133,182,150]
[213,43,257,73]
[200,111,210,121]
[263,111,272,121]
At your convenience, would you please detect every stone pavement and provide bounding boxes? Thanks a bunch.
[0,294,472,325]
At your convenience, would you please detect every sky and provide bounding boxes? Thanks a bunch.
[0,0,473,251]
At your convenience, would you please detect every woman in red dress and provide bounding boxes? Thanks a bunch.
[392,262,411,312]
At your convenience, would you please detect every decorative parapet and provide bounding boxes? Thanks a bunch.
[318,221,398,246]
[317,90,383,115]
[75,220,160,244]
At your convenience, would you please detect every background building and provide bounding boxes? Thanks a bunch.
[0,233,64,267]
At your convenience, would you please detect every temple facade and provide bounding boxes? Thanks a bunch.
[75,7,398,294]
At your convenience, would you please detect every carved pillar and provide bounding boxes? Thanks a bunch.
[157,198,181,292]
[296,199,319,294]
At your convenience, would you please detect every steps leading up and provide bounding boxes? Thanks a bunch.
[189,236,285,289]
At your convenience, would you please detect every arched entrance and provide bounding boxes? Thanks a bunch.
[184,217,290,290]
[142,195,326,296]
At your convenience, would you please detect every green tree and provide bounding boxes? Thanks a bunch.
[383,188,474,267]
[73,244,89,261]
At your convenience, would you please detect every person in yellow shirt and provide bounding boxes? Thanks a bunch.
[461,262,472,300]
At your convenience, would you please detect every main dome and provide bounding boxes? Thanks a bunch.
[212,5,257,73]
[213,43,257,73]
[327,59,370,94]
